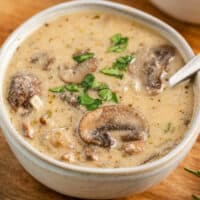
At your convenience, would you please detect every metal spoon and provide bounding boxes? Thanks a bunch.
[169,54,200,87]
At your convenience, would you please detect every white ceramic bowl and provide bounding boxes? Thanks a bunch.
[0,1,200,199]
[150,0,200,24]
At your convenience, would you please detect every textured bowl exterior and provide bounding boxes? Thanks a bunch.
[0,1,200,199]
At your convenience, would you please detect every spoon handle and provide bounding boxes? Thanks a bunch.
[169,54,200,87]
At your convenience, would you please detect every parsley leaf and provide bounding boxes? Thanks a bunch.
[100,55,134,79]
[107,33,128,53]
[184,168,200,177]
[86,99,102,110]
[49,83,79,93]
[49,86,66,93]
[77,92,102,110]
[99,89,118,103]
[78,92,94,105]
[49,73,118,110]
[65,83,79,92]
[73,52,94,63]
[81,74,109,91]
[164,122,172,133]
[113,55,134,71]
[100,67,123,79]
[92,80,108,90]
[81,74,95,89]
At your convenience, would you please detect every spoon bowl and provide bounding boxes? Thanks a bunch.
[169,54,200,87]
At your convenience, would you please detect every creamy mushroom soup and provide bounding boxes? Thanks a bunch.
[4,11,194,168]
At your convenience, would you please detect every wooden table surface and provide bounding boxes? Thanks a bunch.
[0,0,199,199]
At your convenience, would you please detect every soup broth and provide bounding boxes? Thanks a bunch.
[4,11,194,168]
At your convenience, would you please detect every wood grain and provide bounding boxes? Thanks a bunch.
[0,0,199,199]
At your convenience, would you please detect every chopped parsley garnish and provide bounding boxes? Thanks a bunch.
[81,74,108,90]
[164,122,172,133]
[100,67,123,79]
[49,86,65,93]
[92,80,108,90]
[98,88,118,103]
[49,73,118,111]
[65,83,79,92]
[107,33,128,53]
[49,83,79,93]
[77,92,102,110]
[73,52,94,63]
[112,55,134,71]
[81,74,95,89]
[100,55,134,79]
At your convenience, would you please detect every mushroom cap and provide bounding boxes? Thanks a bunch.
[129,44,175,95]
[8,73,40,110]
[60,91,79,107]
[59,58,97,83]
[153,44,175,67]
[78,105,149,147]
[30,52,55,70]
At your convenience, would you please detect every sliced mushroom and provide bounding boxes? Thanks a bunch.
[78,105,149,148]
[30,52,55,70]
[120,130,146,142]
[8,73,41,110]
[153,45,175,67]
[129,44,175,95]
[59,58,97,83]
[60,91,79,108]
[143,58,164,94]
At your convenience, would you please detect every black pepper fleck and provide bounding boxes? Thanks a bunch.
[16,46,20,51]
[185,85,189,89]
[44,23,49,27]
[92,15,100,19]
[184,119,190,126]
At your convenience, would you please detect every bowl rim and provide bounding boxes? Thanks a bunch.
[0,0,199,175]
